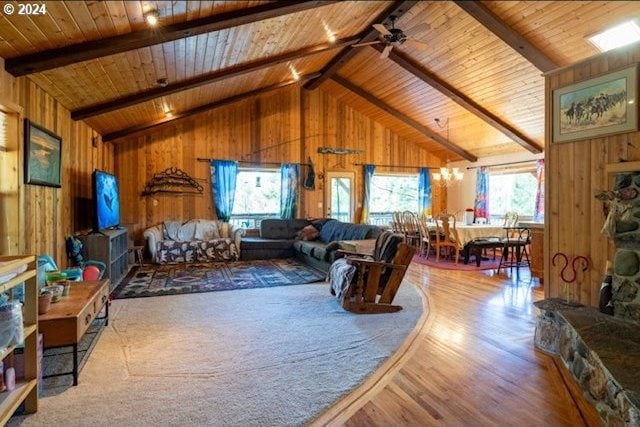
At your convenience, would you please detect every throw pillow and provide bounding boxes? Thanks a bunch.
[163,221,182,241]
[297,225,319,241]
[177,220,197,242]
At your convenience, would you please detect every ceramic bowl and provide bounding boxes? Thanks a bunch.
[48,284,64,303]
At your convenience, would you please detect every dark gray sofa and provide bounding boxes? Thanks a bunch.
[240,218,382,272]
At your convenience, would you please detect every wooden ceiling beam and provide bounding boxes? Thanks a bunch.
[454,1,558,73]
[374,45,543,154]
[102,73,320,143]
[332,75,477,162]
[72,36,359,120]
[5,1,337,77]
[303,0,418,90]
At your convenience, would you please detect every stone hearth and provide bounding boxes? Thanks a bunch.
[534,299,640,426]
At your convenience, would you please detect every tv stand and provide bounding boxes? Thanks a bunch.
[79,228,128,292]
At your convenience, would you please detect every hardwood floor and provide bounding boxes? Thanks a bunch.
[337,263,601,426]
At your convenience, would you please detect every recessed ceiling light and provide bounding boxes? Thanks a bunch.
[587,20,640,52]
[144,10,159,27]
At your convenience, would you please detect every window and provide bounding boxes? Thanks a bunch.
[489,171,537,219]
[369,174,418,225]
[231,169,280,227]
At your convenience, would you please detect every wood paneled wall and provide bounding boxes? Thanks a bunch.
[0,60,113,268]
[545,46,640,307]
[114,85,445,244]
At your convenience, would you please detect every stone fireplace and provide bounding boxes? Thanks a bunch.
[534,171,640,426]
[611,172,640,322]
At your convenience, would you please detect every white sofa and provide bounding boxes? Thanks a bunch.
[143,219,245,263]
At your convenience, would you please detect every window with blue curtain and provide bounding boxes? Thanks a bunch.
[361,164,376,224]
[210,159,238,222]
[279,163,300,219]
[418,167,432,218]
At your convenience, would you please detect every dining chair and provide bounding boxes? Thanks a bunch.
[434,213,462,263]
[498,226,531,273]
[391,211,403,234]
[504,211,519,227]
[416,214,435,259]
[402,211,421,249]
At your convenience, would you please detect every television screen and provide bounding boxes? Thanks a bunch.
[93,170,120,231]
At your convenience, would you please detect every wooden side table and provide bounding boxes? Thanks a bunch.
[38,280,110,385]
[129,245,144,267]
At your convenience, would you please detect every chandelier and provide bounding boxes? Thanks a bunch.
[432,117,463,186]
[432,166,463,186]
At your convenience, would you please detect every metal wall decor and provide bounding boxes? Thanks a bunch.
[142,167,203,196]
[317,146,364,155]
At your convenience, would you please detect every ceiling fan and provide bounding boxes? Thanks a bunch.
[352,16,430,58]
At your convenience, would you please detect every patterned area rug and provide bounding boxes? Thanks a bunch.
[112,259,326,299]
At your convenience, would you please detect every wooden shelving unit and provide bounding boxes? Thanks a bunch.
[0,255,38,424]
[79,228,128,292]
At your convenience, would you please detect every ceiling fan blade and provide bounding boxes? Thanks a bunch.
[373,23,392,36]
[352,40,382,47]
[405,38,429,50]
[380,44,393,58]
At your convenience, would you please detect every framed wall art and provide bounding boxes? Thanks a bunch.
[553,64,638,143]
[24,119,62,187]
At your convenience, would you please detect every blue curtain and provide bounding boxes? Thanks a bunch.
[210,159,238,222]
[474,166,489,220]
[280,163,300,219]
[418,167,432,218]
[533,159,545,222]
[361,164,376,224]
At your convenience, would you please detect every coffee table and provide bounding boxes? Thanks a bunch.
[38,280,110,385]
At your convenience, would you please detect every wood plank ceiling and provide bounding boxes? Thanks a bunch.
[0,1,638,161]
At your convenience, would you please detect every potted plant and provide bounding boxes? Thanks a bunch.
[38,289,52,315]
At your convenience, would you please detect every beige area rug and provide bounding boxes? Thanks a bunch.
[10,281,424,426]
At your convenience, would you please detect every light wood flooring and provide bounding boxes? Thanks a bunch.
[340,263,601,426]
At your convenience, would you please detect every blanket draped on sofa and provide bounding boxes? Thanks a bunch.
[144,219,244,263]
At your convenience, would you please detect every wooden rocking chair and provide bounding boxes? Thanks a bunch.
[341,242,416,314]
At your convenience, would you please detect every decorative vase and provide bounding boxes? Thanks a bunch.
[464,210,474,225]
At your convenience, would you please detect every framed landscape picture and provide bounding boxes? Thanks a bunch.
[24,119,62,187]
[553,64,638,143]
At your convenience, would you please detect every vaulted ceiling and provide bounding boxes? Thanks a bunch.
[0,1,638,161]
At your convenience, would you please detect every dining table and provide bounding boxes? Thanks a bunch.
[428,222,505,246]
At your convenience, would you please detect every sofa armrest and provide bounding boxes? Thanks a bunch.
[233,228,246,252]
[143,225,163,261]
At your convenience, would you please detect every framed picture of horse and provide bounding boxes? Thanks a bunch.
[553,64,638,143]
